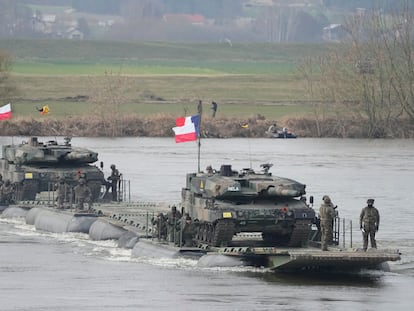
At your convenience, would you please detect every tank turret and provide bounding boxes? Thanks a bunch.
[2,137,98,165]
[181,164,315,247]
[0,137,104,200]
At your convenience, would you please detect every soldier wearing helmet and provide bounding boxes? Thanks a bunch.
[181,213,195,247]
[166,205,182,243]
[0,179,14,204]
[107,164,121,201]
[360,198,380,251]
[319,195,336,251]
[55,177,70,209]
[152,212,167,240]
[206,165,213,175]
[73,178,92,211]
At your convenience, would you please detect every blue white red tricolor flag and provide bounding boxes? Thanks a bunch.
[172,114,200,143]
[0,103,12,120]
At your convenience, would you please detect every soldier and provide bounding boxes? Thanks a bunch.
[55,177,70,209]
[107,164,121,201]
[360,198,380,251]
[206,165,214,175]
[319,195,335,251]
[0,179,14,204]
[73,178,92,211]
[166,205,182,243]
[152,212,167,240]
[211,101,218,118]
[181,214,195,247]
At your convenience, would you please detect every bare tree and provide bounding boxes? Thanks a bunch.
[88,70,131,137]
[299,3,414,137]
[0,49,16,102]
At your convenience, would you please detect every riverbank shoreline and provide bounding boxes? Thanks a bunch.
[1,115,413,138]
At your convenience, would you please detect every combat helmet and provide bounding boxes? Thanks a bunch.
[322,195,331,204]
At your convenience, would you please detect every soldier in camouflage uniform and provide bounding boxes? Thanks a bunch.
[166,205,182,243]
[360,198,380,251]
[73,178,92,211]
[319,195,335,251]
[152,212,167,240]
[55,177,70,209]
[108,164,121,201]
[0,180,14,204]
[181,213,196,247]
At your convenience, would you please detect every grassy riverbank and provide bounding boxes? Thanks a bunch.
[3,39,327,120]
[1,39,413,138]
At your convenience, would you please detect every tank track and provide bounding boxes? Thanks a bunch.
[212,219,235,247]
[288,219,312,247]
[195,219,235,247]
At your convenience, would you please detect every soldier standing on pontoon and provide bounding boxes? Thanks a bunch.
[74,178,92,211]
[360,198,380,251]
[319,195,335,251]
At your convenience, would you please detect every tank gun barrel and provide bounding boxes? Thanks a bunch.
[63,151,98,163]
[267,186,304,197]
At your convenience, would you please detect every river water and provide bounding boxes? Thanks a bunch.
[1,137,413,311]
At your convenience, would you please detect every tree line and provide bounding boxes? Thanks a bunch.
[323,0,413,12]
[299,2,414,137]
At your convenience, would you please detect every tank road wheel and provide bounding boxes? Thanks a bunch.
[212,219,235,247]
[194,222,234,246]
[288,220,313,247]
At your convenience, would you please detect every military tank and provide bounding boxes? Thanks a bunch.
[181,164,316,247]
[0,137,105,200]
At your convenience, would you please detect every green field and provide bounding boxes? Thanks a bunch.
[1,39,332,119]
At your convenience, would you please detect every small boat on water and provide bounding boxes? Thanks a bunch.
[265,131,297,139]
[265,125,297,139]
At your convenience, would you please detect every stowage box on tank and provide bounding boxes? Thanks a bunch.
[0,137,104,200]
[181,164,316,247]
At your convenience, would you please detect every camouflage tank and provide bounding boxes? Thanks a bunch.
[181,164,316,247]
[0,137,105,200]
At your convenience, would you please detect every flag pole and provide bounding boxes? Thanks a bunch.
[197,100,202,173]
